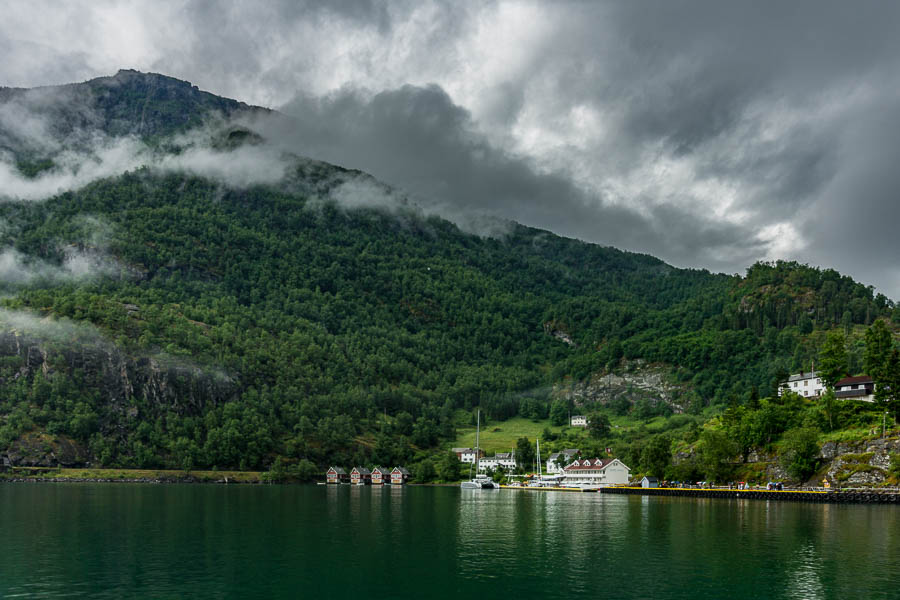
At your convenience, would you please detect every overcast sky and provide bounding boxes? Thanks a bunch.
[2,1,900,297]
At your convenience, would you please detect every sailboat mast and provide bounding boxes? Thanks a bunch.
[475,410,480,475]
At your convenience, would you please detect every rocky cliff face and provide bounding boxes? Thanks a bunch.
[4,432,88,467]
[674,437,900,486]
[820,438,899,486]
[552,360,685,412]
[0,330,238,466]
[0,331,236,411]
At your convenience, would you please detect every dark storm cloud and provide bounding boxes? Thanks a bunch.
[797,101,900,294]
[263,84,764,269]
[3,1,900,295]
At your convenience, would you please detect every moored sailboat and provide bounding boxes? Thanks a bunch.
[460,410,498,489]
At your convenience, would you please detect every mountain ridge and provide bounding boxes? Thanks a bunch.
[0,71,896,478]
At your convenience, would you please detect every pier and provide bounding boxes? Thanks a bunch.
[598,486,900,504]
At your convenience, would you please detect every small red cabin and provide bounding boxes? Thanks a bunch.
[391,466,410,485]
[372,466,391,485]
[326,467,349,484]
[351,467,372,485]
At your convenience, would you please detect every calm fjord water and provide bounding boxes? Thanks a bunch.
[1,484,898,599]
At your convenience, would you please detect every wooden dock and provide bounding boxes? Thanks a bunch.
[599,486,900,504]
[500,485,593,492]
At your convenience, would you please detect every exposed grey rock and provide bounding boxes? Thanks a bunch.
[552,359,685,412]
[819,441,838,460]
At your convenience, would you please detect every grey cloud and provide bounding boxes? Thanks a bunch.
[796,102,900,293]
[261,83,762,270]
[0,214,129,286]
[3,1,900,296]
[0,308,113,347]
[0,246,119,285]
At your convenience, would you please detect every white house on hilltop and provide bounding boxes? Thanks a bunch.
[570,415,588,427]
[779,371,825,398]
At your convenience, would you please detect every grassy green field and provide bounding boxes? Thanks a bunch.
[451,416,569,453]
[450,413,681,454]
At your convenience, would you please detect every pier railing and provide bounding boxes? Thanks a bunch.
[598,486,900,503]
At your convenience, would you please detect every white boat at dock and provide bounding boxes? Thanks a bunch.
[460,410,499,490]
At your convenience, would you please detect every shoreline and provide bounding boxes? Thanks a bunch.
[5,472,899,504]
[600,485,900,504]
[0,467,265,485]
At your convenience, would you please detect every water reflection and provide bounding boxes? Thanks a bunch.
[786,542,825,600]
[2,485,900,599]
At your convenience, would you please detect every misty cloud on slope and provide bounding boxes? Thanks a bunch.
[0,306,236,386]
[0,215,130,287]
[0,93,295,202]
[261,84,767,270]
[0,307,114,346]
[5,1,900,295]
[0,246,119,285]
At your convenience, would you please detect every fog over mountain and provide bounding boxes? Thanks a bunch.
[3,1,900,296]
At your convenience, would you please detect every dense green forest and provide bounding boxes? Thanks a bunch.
[0,71,897,477]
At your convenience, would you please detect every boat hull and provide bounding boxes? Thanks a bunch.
[461,479,499,489]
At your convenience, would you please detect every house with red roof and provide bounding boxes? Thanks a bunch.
[562,457,631,488]
[326,466,349,484]
[350,466,372,485]
[371,466,392,485]
[835,375,876,402]
[391,466,410,485]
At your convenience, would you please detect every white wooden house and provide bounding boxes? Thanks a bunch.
[561,458,630,488]
[453,447,483,464]
[545,449,580,474]
[641,476,659,488]
[779,371,825,398]
[479,452,516,472]
[570,415,588,427]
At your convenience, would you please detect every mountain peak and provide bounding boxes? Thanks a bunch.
[0,70,268,154]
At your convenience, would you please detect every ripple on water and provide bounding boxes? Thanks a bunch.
[2,485,900,599]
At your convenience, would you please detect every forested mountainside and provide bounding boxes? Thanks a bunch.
[0,71,896,474]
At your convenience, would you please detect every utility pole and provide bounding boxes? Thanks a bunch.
[883,409,887,439]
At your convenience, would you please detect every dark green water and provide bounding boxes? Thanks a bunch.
[1,484,899,599]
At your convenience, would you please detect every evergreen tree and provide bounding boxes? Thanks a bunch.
[587,413,611,439]
[436,451,462,482]
[639,436,671,477]
[515,437,535,470]
[864,320,894,380]
[818,331,848,388]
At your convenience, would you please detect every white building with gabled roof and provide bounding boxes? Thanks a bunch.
[452,447,483,464]
[779,371,825,398]
[561,457,630,488]
[545,448,580,474]
[479,452,516,472]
